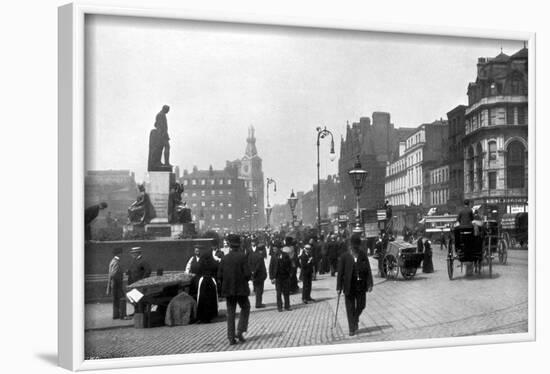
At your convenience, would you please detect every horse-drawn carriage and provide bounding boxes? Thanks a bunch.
[447,220,499,280]
[500,212,528,251]
[381,239,424,280]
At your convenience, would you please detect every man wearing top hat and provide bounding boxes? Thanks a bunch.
[106,247,127,319]
[217,234,251,345]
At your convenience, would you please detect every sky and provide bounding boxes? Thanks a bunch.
[85,15,524,205]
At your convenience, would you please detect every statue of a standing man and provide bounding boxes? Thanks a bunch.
[154,104,171,167]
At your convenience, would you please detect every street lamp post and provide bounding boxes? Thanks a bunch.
[316,126,337,236]
[287,190,298,227]
[266,177,277,229]
[348,156,368,233]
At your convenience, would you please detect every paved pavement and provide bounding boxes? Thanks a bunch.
[85,248,528,359]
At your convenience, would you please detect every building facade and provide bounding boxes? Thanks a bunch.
[425,164,450,209]
[463,47,528,216]
[179,164,249,232]
[339,112,415,216]
[447,105,467,211]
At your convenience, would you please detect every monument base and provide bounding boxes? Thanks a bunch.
[145,171,175,221]
[124,222,196,239]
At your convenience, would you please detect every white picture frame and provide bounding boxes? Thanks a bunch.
[58,1,536,371]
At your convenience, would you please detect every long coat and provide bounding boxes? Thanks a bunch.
[336,250,373,296]
[248,251,267,282]
[217,250,251,297]
[298,252,315,277]
[269,252,292,281]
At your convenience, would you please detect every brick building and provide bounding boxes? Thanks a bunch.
[179,164,248,232]
[339,113,415,217]
[463,47,528,216]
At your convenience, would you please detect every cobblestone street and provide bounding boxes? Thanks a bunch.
[85,248,528,359]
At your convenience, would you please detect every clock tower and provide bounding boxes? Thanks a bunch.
[238,126,265,228]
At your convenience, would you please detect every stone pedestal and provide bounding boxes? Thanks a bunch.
[145,171,175,223]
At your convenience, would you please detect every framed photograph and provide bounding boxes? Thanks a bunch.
[58,2,536,371]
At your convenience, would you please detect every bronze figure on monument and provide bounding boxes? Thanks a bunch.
[128,184,155,224]
[148,104,173,172]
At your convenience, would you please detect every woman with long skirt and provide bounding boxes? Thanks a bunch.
[422,239,434,273]
[195,252,219,323]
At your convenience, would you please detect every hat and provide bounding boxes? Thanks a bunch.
[227,234,241,248]
[304,244,312,250]
[129,246,142,254]
[350,233,362,247]
[284,236,294,246]
[273,240,283,249]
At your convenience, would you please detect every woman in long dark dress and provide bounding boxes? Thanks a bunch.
[422,239,434,273]
[195,252,219,323]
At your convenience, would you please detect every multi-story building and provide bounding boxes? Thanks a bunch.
[447,105,467,211]
[339,113,415,217]
[384,120,448,231]
[463,47,528,215]
[179,164,248,232]
[425,164,450,210]
[300,175,340,227]
[85,170,137,224]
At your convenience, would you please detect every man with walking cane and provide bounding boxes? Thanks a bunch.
[336,233,373,336]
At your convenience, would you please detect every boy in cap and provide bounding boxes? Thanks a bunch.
[217,234,251,345]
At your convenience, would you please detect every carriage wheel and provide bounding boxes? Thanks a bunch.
[400,267,417,280]
[447,258,454,280]
[383,254,398,280]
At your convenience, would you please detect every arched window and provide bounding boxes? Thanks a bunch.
[476,143,483,190]
[507,141,526,188]
[468,146,475,192]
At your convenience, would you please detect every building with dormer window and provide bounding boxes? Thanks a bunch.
[463,47,528,215]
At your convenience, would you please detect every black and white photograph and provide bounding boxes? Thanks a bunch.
[79,12,532,362]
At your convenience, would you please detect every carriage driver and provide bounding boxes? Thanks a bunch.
[454,199,480,244]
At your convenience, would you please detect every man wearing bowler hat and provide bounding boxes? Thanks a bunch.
[217,234,251,345]
[127,247,152,315]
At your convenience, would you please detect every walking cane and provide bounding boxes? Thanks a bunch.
[333,291,341,328]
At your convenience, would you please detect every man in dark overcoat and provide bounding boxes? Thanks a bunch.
[217,234,251,345]
[106,247,126,319]
[327,235,340,276]
[337,234,373,336]
[249,244,267,308]
[299,244,315,303]
[269,240,292,312]
[127,247,152,315]
[84,202,108,241]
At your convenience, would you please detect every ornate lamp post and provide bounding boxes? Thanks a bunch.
[347,156,368,233]
[316,126,337,235]
[287,190,298,227]
[265,177,277,229]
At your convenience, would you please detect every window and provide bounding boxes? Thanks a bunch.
[488,141,497,163]
[201,201,205,207]
[511,78,521,95]
[220,214,224,220]
[507,141,526,188]
[210,179,215,185]
[211,190,215,195]
[183,180,188,186]
[517,107,526,125]
[219,202,224,207]
[211,201,215,207]
[192,215,196,221]
[468,147,475,192]
[201,190,205,197]
[192,192,197,197]
[507,106,515,124]
[476,143,483,190]
[227,179,232,185]
[219,179,224,185]
[211,214,215,220]
[228,202,232,207]
[228,191,232,196]
[192,203,197,207]
[228,213,232,219]
[201,179,206,185]
[489,172,497,190]
[219,190,224,195]
[192,179,197,185]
